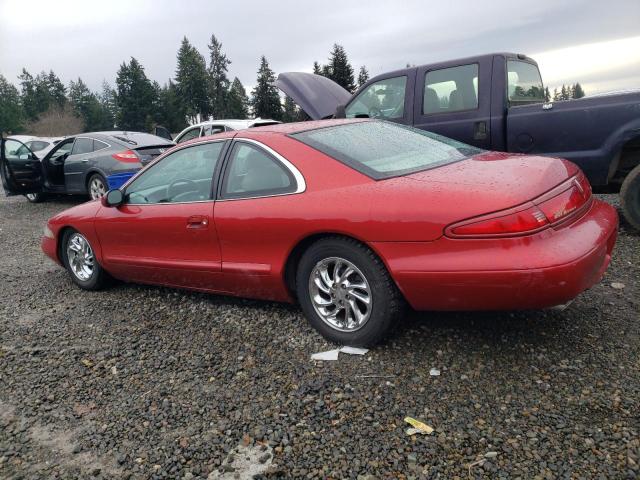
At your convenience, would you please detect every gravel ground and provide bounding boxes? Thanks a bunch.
[0,192,638,480]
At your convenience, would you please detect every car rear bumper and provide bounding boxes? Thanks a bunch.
[372,199,618,311]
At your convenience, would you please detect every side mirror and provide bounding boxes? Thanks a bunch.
[101,189,124,207]
[334,104,346,119]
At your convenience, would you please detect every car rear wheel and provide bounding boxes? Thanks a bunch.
[88,173,108,200]
[61,229,109,290]
[24,192,46,203]
[620,163,640,230]
[296,237,406,346]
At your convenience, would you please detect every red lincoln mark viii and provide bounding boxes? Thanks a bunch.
[1,120,618,346]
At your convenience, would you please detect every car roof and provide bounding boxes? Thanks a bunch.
[71,131,174,147]
[243,118,369,135]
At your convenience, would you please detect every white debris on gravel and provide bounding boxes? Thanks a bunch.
[208,443,273,479]
[311,346,369,361]
[430,368,441,376]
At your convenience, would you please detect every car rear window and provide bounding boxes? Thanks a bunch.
[290,121,483,180]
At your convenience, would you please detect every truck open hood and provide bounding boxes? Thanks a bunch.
[275,72,352,120]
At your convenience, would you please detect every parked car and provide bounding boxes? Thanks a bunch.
[173,119,281,144]
[1,131,174,202]
[276,52,640,229]
[1,120,617,346]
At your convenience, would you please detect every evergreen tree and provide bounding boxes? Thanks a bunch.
[312,61,323,75]
[46,71,66,108]
[251,56,282,120]
[18,69,37,119]
[155,80,187,133]
[18,69,66,120]
[326,44,355,92]
[99,82,117,129]
[175,36,209,122]
[553,88,560,102]
[115,57,157,131]
[207,34,231,118]
[573,82,585,98]
[227,77,249,119]
[67,77,113,131]
[357,66,369,88]
[282,96,299,123]
[0,74,24,133]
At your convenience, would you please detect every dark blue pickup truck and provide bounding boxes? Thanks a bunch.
[277,52,640,229]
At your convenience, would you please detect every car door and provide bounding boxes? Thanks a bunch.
[94,140,227,290]
[412,59,492,149]
[0,138,44,196]
[64,137,95,192]
[213,138,305,299]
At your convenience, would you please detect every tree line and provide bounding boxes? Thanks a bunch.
[544,83,586,102]
[0,37,367,136]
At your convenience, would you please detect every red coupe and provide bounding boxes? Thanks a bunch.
[1,120,618,345]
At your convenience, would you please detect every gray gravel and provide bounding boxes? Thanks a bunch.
[0,192,638,479]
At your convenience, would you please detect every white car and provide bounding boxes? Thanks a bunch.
[8,135,64,158]
[173,119,281,144]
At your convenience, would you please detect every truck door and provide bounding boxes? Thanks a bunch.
[0,137,44,196]
[412,57,492,149]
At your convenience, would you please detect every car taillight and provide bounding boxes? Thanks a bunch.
[446,173,591,238]
[447,205,549,237]
[112,150,139,163]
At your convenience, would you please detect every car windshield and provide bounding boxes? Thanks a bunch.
[290,121,483,179]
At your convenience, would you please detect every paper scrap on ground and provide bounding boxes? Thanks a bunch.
[340,346,369,355]
[429,368,441,376]
[311,349,340,361]
[404,416,434,435]
[311,346,369,361]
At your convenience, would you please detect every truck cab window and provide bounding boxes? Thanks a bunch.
[346,76,407,120]
[507,61,545,105]
[423,64,478,115]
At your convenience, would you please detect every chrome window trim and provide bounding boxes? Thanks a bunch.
[217,138,306,202]
[122,139,228,206]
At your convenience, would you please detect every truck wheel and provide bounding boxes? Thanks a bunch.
[620,163,640,230]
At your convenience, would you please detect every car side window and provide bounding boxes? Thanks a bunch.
[203,124,225,136]
[423,64,478,115]
[26,141,49,152]
[221,142,295,199]
[346,76,407,119]
[125,142,224,204]
[93,139,109,151]
[71,138,93,155]
[176,127,201,144]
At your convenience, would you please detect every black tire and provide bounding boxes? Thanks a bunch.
[61,229,109,290]
[87,173,108,200]
[24,192,46,203]
[620,163,640,230]
[296,237,406,347]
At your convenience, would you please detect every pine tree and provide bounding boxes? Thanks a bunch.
[326,44,355,92]
[357,66,369,88]
[0,74,24,133]
[312,61,323,75]
[207,34,231,119]
[573,82,585,98]
[99,82,117,129]
[68,77,110,131]
[18,69,66,120]
[154,80,187,133]
[251,56,282,120]
[282,96,299,123]
[227,77,249,119]
[175,36,209,122]
[46,71,66,108]
[115,57,157,131]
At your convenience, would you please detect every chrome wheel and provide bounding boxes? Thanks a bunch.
[89,176,106,200]
[308,257,372,332]
[66,233,95,281]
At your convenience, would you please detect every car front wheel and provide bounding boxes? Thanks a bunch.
[62,229,109,290]
[88,173,108,200]
[620,163,640,230]
[296,237,406,346]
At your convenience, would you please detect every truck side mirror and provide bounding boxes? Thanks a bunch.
[334,104,346,119]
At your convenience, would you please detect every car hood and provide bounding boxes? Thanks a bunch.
[275,72,351,120]
[368,152,579,241]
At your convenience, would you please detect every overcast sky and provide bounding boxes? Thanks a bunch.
[1,0,639,95]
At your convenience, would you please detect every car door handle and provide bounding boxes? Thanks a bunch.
[187,215,209,229]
